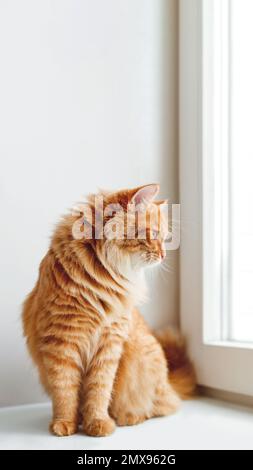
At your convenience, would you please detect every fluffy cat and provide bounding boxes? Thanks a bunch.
[22,184,195,437]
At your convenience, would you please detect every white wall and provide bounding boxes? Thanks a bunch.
[0,0,178,406]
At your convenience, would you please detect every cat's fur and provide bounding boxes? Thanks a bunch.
[22,184,195,437]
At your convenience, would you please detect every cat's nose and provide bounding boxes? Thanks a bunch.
[161,250,166,260]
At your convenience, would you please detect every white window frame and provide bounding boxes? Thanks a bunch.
[179,0,253,397]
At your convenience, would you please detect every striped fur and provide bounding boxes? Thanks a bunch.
[22,185,195,437]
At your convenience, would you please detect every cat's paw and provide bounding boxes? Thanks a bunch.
[116,412,147,427]
[83,417,116,437]
[50,419,78,436]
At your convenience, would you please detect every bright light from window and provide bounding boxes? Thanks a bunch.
[230,0,253,342]
[203,0,253,344]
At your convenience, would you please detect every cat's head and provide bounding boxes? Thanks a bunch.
[80,184,169,272]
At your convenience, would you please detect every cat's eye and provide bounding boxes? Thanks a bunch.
[151,229,159,240]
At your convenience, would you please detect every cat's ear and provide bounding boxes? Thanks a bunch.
[130,184,160,206]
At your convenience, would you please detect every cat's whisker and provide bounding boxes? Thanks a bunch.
[160,262,174,275]
[159,267,169,283]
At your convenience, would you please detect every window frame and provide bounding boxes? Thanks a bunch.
[179,0,253,397]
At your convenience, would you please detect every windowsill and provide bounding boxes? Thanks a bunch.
[204,340,253,350]
[0,397,252,450]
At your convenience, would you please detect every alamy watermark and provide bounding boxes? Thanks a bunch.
[71,196,180,251]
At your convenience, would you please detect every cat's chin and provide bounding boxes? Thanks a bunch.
[144,258,162,269]
[130,253,162,270]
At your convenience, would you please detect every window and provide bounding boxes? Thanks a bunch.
[229,0,253,342]
[180,0,253,397]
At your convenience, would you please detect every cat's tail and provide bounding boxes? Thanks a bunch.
[154,328,197,399]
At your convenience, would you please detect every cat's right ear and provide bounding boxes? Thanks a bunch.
[130,184,160,206]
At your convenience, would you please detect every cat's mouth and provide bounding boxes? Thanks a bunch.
[142,253,164,267]
[130,250,166,270]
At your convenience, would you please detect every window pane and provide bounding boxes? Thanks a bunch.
[230,0,253,341]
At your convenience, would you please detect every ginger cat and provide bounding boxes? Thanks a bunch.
[22,184,195,437]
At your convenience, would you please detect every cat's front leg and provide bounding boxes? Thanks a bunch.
[39,342,83,437]
[82,329,123,437]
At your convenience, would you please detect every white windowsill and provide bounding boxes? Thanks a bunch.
[204,340,253,350]
[0,397,252,450]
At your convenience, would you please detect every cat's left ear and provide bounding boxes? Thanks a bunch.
[130,184,160,206]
